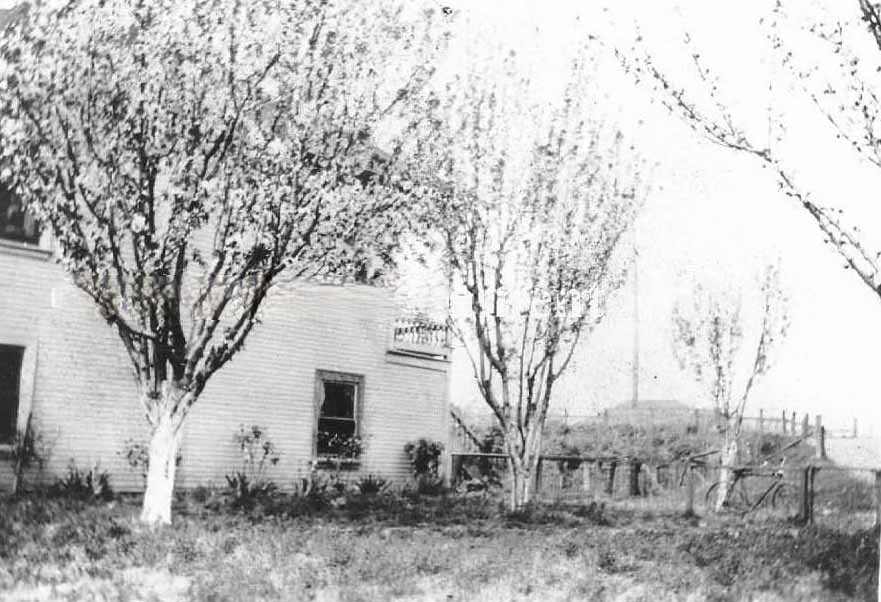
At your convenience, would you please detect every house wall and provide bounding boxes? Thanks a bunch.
[1,246,450,492]
[0,241,58,487]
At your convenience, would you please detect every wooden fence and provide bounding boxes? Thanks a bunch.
[450,451,881,528]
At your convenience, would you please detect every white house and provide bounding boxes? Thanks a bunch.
[0,183,452,492]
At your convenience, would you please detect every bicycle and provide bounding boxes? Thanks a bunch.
[704,463,788,513]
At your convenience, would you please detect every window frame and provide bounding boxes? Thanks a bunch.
[0,183,41,247]
[313,370,364,461]
[0,344,24,445]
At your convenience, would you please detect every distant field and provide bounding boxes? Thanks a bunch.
[1,492,877,601]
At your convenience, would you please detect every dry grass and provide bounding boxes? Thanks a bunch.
[0,490,877,601]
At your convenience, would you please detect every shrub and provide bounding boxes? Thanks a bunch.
[355,474,390,496]
[416,476,447,496]
[225,425,280,504]
[50,462,113,501]
[9,417,50,494]
[225,472,277,504]
[404,439,444,478]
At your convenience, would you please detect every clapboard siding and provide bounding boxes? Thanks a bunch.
[1,246,450,492]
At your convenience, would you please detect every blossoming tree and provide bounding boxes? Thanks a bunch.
[671,265,789,511]
[422,48,646,510]
[0,0,443,524]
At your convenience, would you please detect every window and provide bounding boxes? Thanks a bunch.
[0,182,40,245]
[315,371,363,459]
[0,345,24,444]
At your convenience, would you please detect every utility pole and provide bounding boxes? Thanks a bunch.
[631,238,639,408]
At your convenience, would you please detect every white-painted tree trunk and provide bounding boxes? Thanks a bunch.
[509,456,532,511]
[140,409,182,525]
[715,432,739,512]
[506,427,543,511]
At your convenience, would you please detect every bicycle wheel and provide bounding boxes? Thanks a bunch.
[770,483,787,509]
[704,481,720,506]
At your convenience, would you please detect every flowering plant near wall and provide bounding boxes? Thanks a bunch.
[317,431,363,459]
[233,425,280,482]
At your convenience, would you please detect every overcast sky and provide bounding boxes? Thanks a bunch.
[435,0,881,434]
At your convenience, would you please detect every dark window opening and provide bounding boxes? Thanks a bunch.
[0,182,40,245]
[0,345,24,444]
[316,374,362,458]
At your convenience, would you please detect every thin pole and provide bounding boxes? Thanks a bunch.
[631,239,639,408]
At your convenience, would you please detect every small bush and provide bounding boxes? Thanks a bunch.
[225,424,280,505]
[404,439,445,495]
[404,439,444,478]
[225,472,277,506]
[9,418,50,493]
[50,463,113,501]
[356,474,390,495]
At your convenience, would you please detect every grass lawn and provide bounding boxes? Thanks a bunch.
[0,491,877,601]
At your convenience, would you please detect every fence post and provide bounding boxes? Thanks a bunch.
[801,467,811,524]
[790,411,797,434]
[853,417,858,439]
[582,461,591,495]
[874,471,881,528]
[801,413,809,437]
[629,459,641,497]
[684,463,695,516]
[450,453,462,489]
[782,410,787,434]
[808,467,816,524]
[606,460,617,496]
[758,409,764,434]
[814,416,826,460]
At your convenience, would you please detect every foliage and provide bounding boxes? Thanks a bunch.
[9,420,45,472]
[403,438,444,480]
[317,431,363,459]
[225,425,279,503]
[224,472,277,507]
[419,39,645,509]
[454,426,505,491]
[49,463,113,501]
[545,420,720,465]
[355,474,391,496]
[0,0,446,521]
[0,494,876,600]
[8,417,51,494]
[671,264,789,428]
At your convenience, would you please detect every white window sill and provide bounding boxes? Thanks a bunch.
[314,457,361,470]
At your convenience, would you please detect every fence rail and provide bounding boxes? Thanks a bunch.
[450,451,881,529]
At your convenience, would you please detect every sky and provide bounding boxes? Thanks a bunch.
[434,0,881,434]
[2,0,877,434]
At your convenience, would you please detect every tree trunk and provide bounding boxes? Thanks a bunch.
[509,457,532,511]
[140,409,183,525]
[715,433,739,512]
